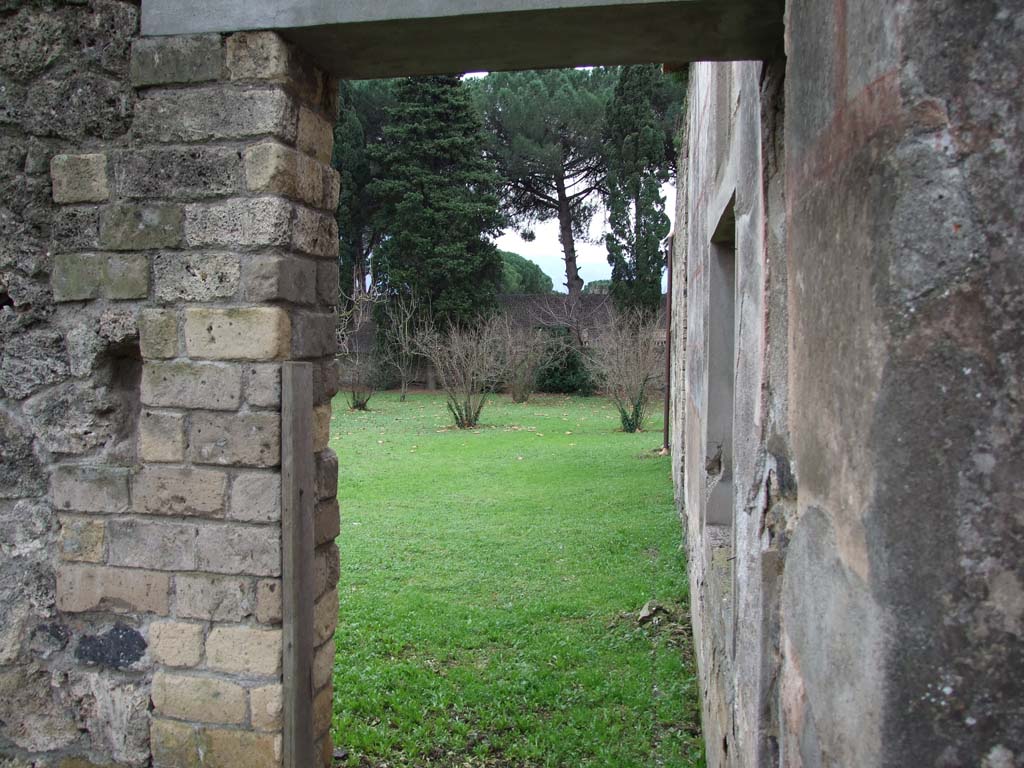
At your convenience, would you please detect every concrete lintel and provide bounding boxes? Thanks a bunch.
[142,0,784,79]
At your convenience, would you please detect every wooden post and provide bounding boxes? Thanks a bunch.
[281,362,315,768]
[663,234,673,454]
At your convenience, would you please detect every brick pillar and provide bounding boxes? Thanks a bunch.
[50,31,340,768]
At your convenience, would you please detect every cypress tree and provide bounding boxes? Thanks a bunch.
[370,76,505,326]
[604,65,681,313]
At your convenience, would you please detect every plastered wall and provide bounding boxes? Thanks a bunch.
[675,1,1023,765]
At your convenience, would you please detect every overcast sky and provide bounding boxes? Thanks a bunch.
[495,182,676,293]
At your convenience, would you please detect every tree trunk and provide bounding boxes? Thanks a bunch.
[555,175,583,302]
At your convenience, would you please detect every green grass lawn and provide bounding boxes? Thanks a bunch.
[329,391,703,768]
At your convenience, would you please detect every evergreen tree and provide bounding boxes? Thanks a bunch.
[470,68,617,302]
[604,65,683,312]
[370,76,505,326]
[499,250,554,294]
[332,80,393,297]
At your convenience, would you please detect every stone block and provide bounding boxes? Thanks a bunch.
[151,671,246,725]
[24,72,132,141]
[130,34,223,87]
[312,639,333,691]
[195,523,281,577]
[240,254,316,305]
[50,154,109,203]
[138,309,179,359]
[313,684,332,737]
[313,404,331,452]
[314,543,340,600]
[205,626,281,676]
[323,165,341,213]
[313,586,339,647]
[244,141,325,208]
[0,327,68,400]
[133,466,227,517]
[315,449,338,501]
[183,306,290,361]
[225,31,292,81]
[52,252,150,301]
[230,472,281,523]
[151,718,199,768]
[199,728,281,768]
[153,252,240,303]
[297,106,333,165]
[59,516,105,563]
[149,620,204,668]
[189,412,281,467]
[99,204,183,251]
[314,499,340,546]
[244,363,281,408]
[316,260,339,307]
[52,207,100,251]
[291,205,338,259]
[107,518,197,571]
[104,254,152,299]
[52,465,130,514]
[255,579,282,625]
[0,7,67,82]
[174,574,255,622]
[183,197,292,250]
[314,361,340,404]
[141,360,242,410]
[57,564,170,615]
[291,312,336,359]
[114,146,243,201]
[134,87,297,144]
[249,683,282,731]
[139,410,186,463]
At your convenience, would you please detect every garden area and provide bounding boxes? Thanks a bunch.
[328,392,703,767]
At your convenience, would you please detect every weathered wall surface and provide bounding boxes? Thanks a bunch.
[0,7,341,765]
[676,0,1023,766]
[677,57,789,768]
[784,0,1023,764]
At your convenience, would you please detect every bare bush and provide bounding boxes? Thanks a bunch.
[336,290,381,410]
[377,290,421,401]
[527,292,610,350]
[416,315,510,429]
[502,323,550,404]
[587,309,664,432]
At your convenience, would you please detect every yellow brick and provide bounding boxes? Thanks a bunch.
[149,621,204,668]
[151,671,246,725]
[205,626,282,676]
[200,727,281,768]
[184,307,290,361]
[250,684,282,731]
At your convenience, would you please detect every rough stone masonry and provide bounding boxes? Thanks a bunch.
[1,6,340,766]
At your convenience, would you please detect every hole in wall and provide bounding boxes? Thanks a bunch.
[96,338,142,462]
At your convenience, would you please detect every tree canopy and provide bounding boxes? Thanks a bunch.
[604,65,683,312]
[470,68,617,302]
[369,75,505,325]
[332,79,394,297]
[499,250,554,294]
[582,279,612,294]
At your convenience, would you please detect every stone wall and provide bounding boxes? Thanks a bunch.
[0,6,340,765]
[675,1,1023,765]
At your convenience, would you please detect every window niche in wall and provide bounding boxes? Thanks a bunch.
[705,197,736,529]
